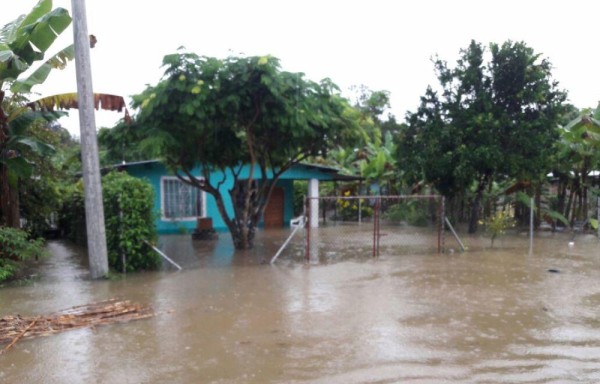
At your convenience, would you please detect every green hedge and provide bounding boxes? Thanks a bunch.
[61,171,160,272]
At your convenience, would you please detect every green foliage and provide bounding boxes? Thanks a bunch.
[132,51,360,249]
[102,172,160,272]
[551,103,600,222]
[0,226,46,260]
[0,226,46,282]
[400,40,567,233]
[61,172,159,272]
[15,120,75,237]
[1,0,73,228]
[515,191,569,227]
[383,201,429,227]
[0,0,72,88]
[98,120,159,166]
[481,211,515,248]
[358,131,397,185]
[0,259,18,282]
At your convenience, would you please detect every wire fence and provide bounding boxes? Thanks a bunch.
[271,194,600,265]
[302,195,445,262]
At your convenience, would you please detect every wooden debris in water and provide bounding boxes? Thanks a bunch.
[0,298,153,353]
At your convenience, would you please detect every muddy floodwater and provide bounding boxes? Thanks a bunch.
[0,229,599,383]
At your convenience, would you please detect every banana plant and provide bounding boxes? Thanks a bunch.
[2,106,64,179]
[0,0,72,227]
[554,104,600,223]
[357,130,398,193]
[0,0,71,89]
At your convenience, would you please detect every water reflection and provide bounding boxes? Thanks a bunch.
[0,231,598,383]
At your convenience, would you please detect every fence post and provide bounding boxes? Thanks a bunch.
[529,196,534,255]
[439,196,445,253]
[358,193,362,224]
[309,179,319,228]
[372,198,380,257]
[305,196,311,262]
[377,197,381,256]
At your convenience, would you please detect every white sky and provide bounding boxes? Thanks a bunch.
[3,0,600,136]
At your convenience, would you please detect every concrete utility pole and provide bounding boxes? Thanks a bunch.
[71,0,109,278]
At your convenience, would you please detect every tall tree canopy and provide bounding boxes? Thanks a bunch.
[132,52,358,249]
[398,40,567,232]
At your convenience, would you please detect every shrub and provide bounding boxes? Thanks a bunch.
[102,172,160,272]
[60,172,160,272]
[0,259,18,282]
[0,227,47,282]
[481,210,515,248]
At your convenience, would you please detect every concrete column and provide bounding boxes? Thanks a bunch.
[72,0,109,278]
[308,178,319,228]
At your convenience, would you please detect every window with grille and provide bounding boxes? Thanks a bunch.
[161,177,204,220]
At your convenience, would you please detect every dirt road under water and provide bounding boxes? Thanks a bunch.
[0,230,598,383]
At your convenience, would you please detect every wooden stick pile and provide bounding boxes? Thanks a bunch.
[0,298,153,353]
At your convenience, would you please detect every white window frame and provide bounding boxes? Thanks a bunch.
[160,176,206,221]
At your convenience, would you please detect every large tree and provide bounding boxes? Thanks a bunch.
[399,40,567,232]
[132,52,358,249]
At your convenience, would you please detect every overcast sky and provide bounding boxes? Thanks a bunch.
[3,0,600,136]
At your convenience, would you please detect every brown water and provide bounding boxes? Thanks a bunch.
[0,230,599,383]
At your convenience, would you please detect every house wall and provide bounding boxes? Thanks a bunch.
[123,163,296,234]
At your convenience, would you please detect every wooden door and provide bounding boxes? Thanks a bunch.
[263,187,284,228]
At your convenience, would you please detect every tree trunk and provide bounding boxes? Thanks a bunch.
[579,171,588,220]
[228,178,264,250]
[565,187,574,224]
[534,183,541,229]
[556,178,567,226]
[0,91,17,228]
[0,163,8,226]
[468,179,487,234]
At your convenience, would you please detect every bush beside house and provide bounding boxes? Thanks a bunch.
[61,172,160,272]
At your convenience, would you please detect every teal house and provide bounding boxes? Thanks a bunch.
[118,160,355,234]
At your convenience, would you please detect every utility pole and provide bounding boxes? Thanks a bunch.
[71,0,109,278]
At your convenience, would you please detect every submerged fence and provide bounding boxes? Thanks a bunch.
[303,195,445,262]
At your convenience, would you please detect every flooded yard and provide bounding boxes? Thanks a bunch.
[0,230,599,383]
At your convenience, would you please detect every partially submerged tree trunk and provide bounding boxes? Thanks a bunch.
[229,180,260,249]
[191,168,279,250]
[468,175,490,234]
[468,188,483,234]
